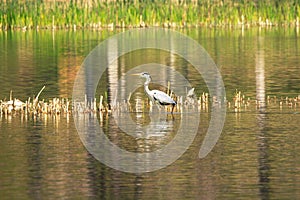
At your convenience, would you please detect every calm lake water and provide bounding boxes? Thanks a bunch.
[1,28,300,199]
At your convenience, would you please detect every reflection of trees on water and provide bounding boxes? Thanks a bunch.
[256,36,270,199]
[256,36,266,110]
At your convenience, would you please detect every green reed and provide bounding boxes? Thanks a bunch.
[0,0,299,30]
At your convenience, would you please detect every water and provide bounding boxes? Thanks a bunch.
[0,28,300,199]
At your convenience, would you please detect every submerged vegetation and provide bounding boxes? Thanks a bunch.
[0,0,300,30]
[1,86,299,119]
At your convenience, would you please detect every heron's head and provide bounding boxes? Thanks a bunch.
[140,72,151,79]
[132,72,152,80]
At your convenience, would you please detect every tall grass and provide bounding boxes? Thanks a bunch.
[0,0,299,30]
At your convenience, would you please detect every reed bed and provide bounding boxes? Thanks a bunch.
[0,0,300,30]
[0,87,71,116]
[1,86,299,121]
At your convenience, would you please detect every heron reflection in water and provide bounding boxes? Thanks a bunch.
[132,72,176,113]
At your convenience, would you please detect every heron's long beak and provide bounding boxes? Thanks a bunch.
[131,73,140,76]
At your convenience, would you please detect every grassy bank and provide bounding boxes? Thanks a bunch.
[1,0,300,30]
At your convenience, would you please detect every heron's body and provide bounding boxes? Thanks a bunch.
[136,72,176,113]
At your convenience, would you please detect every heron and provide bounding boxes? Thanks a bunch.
[133,72,176,113]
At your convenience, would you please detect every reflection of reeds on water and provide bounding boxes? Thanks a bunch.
[1,87,299,119]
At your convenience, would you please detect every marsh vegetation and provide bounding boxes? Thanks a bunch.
[1,0,300,30]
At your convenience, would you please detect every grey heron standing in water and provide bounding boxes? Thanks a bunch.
[133,72,176,113]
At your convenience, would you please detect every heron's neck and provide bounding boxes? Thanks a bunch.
[144,82,151,95]
[143,77,151,94]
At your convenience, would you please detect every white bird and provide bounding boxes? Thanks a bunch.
[133,72,176,113]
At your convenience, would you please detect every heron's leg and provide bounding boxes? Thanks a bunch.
[171,104,175,113]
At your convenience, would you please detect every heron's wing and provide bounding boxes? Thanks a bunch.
[152,90,176,105]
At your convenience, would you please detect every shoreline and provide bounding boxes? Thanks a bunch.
[1,23,300,32]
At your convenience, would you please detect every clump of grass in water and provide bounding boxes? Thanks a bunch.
[0,0,300,30]
[1,87,300,118]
